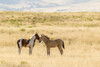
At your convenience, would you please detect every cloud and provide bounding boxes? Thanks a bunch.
[23,0,100,12]
[68,0,100,12]
[42,0,70,5]
[0,0,20,4]
[0,0,30,9]
[0,0,100,12]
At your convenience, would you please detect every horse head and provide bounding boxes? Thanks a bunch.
[34,33,41,43]
[39,34,50,43]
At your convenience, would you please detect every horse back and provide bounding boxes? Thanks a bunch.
[54,39,63,44]
[22,39,31,47]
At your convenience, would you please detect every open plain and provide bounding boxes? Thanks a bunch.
[0,12,100,67]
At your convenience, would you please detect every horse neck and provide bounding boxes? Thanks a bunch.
[43,38,50,44]
[30,35,36,42]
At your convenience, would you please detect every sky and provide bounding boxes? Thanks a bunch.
[0,0,100,12]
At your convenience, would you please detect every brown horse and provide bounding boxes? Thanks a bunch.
[17,33,40,55]
[39,34,65,56]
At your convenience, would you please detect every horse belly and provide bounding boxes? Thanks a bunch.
[26,44,30,47]
[49,42,57,47]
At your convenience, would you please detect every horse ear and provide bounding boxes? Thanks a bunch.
[36,33,38,34]
[35,33,38,35]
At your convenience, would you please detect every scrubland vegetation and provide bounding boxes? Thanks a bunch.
[0,11,100,67]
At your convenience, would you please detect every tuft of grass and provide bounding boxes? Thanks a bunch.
[83,24,99,27]
[20,61,28,65]
[0,60,6,64]
[27,25,33,28]
[20,28,26,32]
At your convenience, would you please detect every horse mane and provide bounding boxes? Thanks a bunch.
[41,34,50,40]
[30,33,38,39]
[44,36,50,40]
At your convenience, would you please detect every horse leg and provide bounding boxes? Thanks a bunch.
[29,47,33,55]
[30,47,33,54]
[29,47,31,55]
[58,46,63,55]
[18,47,22,55]
[47,47,50,56]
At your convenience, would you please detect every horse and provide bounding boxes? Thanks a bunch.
[17,33,40,55]
[39,34,65,56]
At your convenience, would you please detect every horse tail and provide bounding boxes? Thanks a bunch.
[62,41,65,49]
[17,40,20,49]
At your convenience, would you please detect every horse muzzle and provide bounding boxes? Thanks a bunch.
[39,39,42,43]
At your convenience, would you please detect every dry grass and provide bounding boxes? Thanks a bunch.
[0,11,100,27]
[0,12,100,67]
